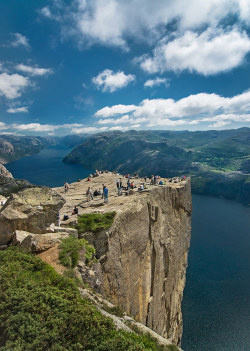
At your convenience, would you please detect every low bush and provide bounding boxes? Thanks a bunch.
[75,212,116,234]
[0,247,174,351]
[59,236,95,268]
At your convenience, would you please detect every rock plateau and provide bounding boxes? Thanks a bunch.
[55,173,191,345]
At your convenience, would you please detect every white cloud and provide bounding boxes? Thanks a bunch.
[16,64,53,76]
[0,73,30,99]
[130,124,140,128]
[13,123,57,132]
[209,120,231,128]
[144,77,169,88]
[139,28,250,75]
[92,69,135,92]
[109,126,128,131]
[0,122,8,130]
[7,106,29,113]
[94,90,250,129]
[95,104,137,117]
[97,115,130,125]
[45,0,250,49]
[10,33,30,49]
[40,6,53,19]
[71,126,108,134]
[11,123,84,132]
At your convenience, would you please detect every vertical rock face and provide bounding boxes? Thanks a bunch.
[99,180,191,345]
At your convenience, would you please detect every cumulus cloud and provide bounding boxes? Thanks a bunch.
[16,64,53,76]
[95,104,137,117]
[10,33,30,49]
[209,120,231,128]
[144,77,170,88]
[71,126,108,134]
[7,106,29,113]
[92,69,135,92]
[97,115,130,125]
[94,90,250,129]
[0,73,30,99]
[12,123,83,132]
[43,0,250,49]
[109,126,128,131]
[139,28,250,75]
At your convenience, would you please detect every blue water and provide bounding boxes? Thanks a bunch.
[182,195,250,351]
[5,146,250,350]
[6,145,91,187]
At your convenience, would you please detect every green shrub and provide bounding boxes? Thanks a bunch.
[0,247,172,351]
[75,212,116,234]
[59,236,95,268]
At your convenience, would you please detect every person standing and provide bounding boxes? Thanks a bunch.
[104,187,108,203]
[127,179,131,192]
[86,187,93,201]
[89,187,94,200]
[86,187,91,201]
[64,182,69,193]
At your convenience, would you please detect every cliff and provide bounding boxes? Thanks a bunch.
[55,173,192,345]
[0,164,32,196]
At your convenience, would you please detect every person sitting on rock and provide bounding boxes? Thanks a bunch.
[72,206,78,215]
[93,189,99,196]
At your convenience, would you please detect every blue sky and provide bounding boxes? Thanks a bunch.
[0,0,250,135]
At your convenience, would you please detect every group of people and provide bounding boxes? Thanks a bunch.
[86,185,109,203]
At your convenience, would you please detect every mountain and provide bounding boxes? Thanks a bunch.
[0,134,55,164]
[64,128,250,205]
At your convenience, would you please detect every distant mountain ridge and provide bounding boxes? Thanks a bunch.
[0,134,56,164]
[64,128,250,205]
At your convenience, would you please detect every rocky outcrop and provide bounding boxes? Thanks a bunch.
[0,187,65,245]
[54,173,191,346]
[58,173,191,346]
[0,164,13,178]
[20,232,69,252]
[96,181,191,345]
[0,164,32,196]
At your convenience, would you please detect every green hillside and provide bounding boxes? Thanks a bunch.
[0,247,177,351]
[0,135,55,164]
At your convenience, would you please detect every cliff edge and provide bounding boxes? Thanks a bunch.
[55,173,192,345]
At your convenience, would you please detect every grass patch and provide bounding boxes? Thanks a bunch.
[59,236,95,268]
[0,247,174,351]
[75,212,116,234]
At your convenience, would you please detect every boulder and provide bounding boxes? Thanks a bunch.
[52,225,78,238]
[21,232,69,252]
[0,164,13,178]
[0,187,65,245]
[0,163,33,196]
[12,230,31,245]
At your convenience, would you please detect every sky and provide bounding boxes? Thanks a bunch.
[0,0,250,136]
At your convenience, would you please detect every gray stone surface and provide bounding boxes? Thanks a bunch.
[21,232,69,252]
[0,187,65,245]
[99,181,192,345]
